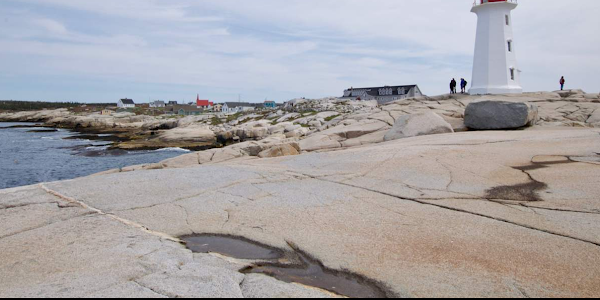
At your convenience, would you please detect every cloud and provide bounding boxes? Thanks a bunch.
[32,18,68,35]
[0,0,598,103]
[17,0,223,22]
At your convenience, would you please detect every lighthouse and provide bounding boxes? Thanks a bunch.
[469,0,522,95]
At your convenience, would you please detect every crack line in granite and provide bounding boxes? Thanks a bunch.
[132,280,174,298]
[39,184,183,244]
[520,205,600,215]
[288,172,600,248]
[0,212,97,240]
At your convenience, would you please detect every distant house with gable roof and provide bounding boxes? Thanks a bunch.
[164,105,203,116]
[196,95,214,110]
[118,98,135,108]
[264,101,277,109]
[149,100,165,108]
[222,102,255,114]
[340,85,423,105]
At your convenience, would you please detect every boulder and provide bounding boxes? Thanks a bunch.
[315,111,341,120]
[267,125,285,135]
[384,112,454,141]
[556,89,585,98]
[308,121,322,128]
[258,143,301,158]
[299,135,342,152]
[277,113,300,123]
[299,119,389,151]
[586,109,600,124]
[341,130,387,148]
[285,127,310,138]
[584,93,600,100]
[464,101,539,130]
[284,124,302,133]
[158,125,215,143]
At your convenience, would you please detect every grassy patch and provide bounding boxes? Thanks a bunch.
[226,112,243,122]
[324,114,341,122]
[211,116,223,126]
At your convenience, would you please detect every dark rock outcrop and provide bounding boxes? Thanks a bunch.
[465,101,538,130]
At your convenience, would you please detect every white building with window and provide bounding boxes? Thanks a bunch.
[469,0,522,95]
[222,102,256,114]
[118,98,135,109]
[340,85,423,105]
[149,100,165,108]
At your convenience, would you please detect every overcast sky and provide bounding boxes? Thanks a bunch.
[1,0,598,103]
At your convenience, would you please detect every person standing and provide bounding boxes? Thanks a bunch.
[460,78,467,93]
[450,79,457,94]
[560,76,566,91]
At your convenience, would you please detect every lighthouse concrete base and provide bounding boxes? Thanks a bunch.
[469,86,523,95]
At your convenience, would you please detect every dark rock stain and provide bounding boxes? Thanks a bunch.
[485,156,578,202]
[486,181,548,202]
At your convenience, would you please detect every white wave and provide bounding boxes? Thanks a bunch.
[85,146,110,151]
[155,147,191,153]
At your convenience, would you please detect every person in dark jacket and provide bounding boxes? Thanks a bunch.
[450,79,457,94]
[460,78,468,93]
[560,76,566,91]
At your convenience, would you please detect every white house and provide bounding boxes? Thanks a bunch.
[118,98,135,109]
[469,0,522,95]
[340,85,423,105]
[149,100,165,108]
[222,102,256,114]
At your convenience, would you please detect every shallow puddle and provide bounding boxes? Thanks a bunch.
[182,234,390,298]
[182,235,283,260]
[513,156,576,172]
[242,251,389,298]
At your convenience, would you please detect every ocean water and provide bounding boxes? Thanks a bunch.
[0,122,190,190]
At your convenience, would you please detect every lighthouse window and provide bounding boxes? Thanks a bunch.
[506,15,510,26]
[510,68,515,81]
[507,40,512,52]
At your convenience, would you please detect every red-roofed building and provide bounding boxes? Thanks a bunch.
[196,95,214,109]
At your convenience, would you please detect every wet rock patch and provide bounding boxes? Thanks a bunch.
[485,156,581,202]
[182,235,283,260]
[181,234,392,298]
[241,249,391,298]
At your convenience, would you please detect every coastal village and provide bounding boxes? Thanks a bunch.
[93,84,423,117]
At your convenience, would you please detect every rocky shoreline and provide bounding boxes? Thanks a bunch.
[2,90,598,155]
[2,90,600,297]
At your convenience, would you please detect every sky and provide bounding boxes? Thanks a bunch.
[0,0,598,103]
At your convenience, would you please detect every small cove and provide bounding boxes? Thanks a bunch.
[0,122,187,190]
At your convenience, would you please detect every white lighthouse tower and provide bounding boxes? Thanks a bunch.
[469,0,522,95]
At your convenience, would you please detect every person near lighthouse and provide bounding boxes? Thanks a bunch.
[560,76,566,91]
[461,78,468,93]
[450,79,457,94]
